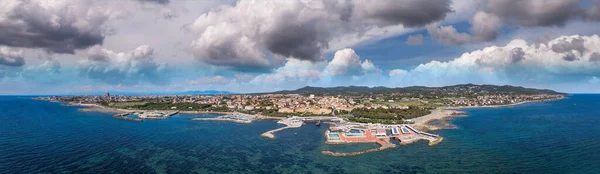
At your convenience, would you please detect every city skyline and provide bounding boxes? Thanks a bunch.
[2,0,600,94]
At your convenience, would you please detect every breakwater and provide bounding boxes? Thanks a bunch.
[322,143,397,157]
[260,126,289,139]
[112,112,142,122]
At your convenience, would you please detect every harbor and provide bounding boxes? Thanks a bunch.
[192,112,443,156]
[113,111,179,122]
[192,112,268,123]
[322,122,443,156]
[261,116,340,139]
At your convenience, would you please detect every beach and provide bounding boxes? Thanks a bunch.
[411,98,565,132]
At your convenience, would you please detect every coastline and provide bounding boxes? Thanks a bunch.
[411,98,564,132]
[50,97,563,157]
[67,102,236,115]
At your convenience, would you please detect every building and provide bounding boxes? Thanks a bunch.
[376,128,387,137]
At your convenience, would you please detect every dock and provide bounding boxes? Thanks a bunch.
[113,112,143,122]
[112,111,179,122]
[192,112,256,124]
[260,126,289,139]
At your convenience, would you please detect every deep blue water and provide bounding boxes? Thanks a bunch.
[1,95,599,173]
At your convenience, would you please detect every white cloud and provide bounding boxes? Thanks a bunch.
[187,75,230,85]
[180,35,600,93]
[186,0,452,70]
[78,45,169,85]
[394,35,600,91]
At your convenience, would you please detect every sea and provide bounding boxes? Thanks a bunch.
[0,95,599,173]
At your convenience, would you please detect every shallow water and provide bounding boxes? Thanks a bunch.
[1,95,599,173]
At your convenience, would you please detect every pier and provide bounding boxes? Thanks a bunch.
[112,111,179,122]
[192,112,258,124]
[113,112,143,122]
[322,137,397,157]
[260,126,290,139]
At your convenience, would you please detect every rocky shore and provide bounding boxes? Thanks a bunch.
[321,143,397,157]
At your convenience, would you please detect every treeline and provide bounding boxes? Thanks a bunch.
[239,108,289,117]
[129,102,212,111]
[239,108,332,117]
[349,107,430,124]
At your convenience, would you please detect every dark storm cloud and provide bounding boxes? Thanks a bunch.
[0,1,110,54]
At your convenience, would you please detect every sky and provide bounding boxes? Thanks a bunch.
[1,0,600,94]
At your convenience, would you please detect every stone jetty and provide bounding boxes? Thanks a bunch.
[321,142,397,157]
[260,126,289,139]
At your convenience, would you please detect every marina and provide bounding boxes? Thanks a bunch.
[113,111,179,122]
[191,112,442,156]
[261,116,340,139]
[192,112,264,123]
[322,122,443,156]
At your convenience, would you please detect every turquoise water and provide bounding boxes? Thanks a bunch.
[1,95,599,173]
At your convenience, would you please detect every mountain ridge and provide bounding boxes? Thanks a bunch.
[266,84,565,96]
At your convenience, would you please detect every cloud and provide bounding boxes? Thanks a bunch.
[0,46,25,67]
[406,34,424,45]
[562,52,579,61]
[427,25,473,45]
[187,75,230,85]
[0,0,120,54]
[78,45,169,85]
[428,11,503,45]
[585,0,600,20]
[154,35,600,93]
[233,74,254,83]
[428,0,593,45]
[136,0,169,5]
[470,11,503,42]
[591,52,600,62]
[352,0,451,27]
[324,48,378,76]
[186,0,451,71]
[249,59,324,87]
[551,36,586,54]
[325,48,362,76]
[388,69,408,84]
[19,57,63,85]
[396,35,600,88]
[485,0,581,27]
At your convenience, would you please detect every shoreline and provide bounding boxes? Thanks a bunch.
[51,97,561,157]
[411,98,564,132]
[67,102,236,115]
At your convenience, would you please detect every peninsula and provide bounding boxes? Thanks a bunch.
[39,84,565,156]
